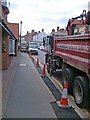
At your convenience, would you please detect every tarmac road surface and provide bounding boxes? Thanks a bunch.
[3,53,57,118]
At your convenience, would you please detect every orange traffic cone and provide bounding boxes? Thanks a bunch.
[29,52,32,58]
[57,82,71,108]
[41,64,46,76]
[36,58,39,67]
[32,56,34,61]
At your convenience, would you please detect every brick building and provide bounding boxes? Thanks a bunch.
[0,1,19,117]
[0,0,19,70]
[50,26,67,37]
[25,30,37,42]
[8,23,19,56]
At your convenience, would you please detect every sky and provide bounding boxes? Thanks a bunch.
[8,0,89,35]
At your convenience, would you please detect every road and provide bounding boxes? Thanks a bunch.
[34,49,90,119]
[3,53,57,118]
[4,52,84,119]
[37,50,63,84]
[38,50,46,64]
[4,51,89,119]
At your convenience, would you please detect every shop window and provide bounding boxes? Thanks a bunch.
[9,38,15,55]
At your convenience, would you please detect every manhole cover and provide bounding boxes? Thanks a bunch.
[20,64,27,67]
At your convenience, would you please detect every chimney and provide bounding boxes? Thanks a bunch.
[52,29,55,32]
[60,28,64,31]
[27,31,29,34]
[57,26,59,31]
[42,29,44,32]
[31,29,34,33]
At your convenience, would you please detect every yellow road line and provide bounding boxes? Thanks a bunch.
[33,56,90,119]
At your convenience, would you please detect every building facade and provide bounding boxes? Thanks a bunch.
[50,27,67,37]
[8,23,19,56]
[1,0,19,70]
[25,30,37,42]
[33,29,48,47]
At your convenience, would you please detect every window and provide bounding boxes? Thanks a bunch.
[9,38,15,55]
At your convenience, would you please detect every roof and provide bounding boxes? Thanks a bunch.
[50,29,67,36]
[0,15,16,40]
[8,23,19,40]
[26,32,38,36]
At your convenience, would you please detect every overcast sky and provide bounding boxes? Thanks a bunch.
[8,0,89,35]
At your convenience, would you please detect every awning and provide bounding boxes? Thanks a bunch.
[0,19,16,40]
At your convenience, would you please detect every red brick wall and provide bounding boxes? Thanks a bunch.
[8,23,19,40]
[2,33,9,69]
[8,23,19,56]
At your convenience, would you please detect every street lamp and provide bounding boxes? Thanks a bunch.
[20,21,22,51]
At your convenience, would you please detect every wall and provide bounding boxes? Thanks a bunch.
[2,32,9,69]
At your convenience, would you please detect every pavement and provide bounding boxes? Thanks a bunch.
[2,54,20,118]
[3,52,57,118]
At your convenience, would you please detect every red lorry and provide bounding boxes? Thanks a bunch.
[44,10,90,108]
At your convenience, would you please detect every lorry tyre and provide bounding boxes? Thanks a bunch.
[73,76,89,108]
[47,57,51,74]
[47,57,53,75]
[62,68,74,94]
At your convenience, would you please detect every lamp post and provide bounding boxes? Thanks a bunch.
[20,21,22,51]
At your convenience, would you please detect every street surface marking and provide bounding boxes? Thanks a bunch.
[33,55,90,119]
[20,64,27,67]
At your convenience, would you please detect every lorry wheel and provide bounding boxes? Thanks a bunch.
[73,76,89,108]
[47,57,53,75]
[62,68,74,94]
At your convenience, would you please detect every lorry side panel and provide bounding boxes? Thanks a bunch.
[54,34,90,76]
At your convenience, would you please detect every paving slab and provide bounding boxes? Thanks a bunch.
[3,53,56,118]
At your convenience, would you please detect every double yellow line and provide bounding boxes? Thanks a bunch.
[33,56,90,119]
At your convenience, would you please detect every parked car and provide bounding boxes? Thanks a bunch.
[21,44,27,52]
[28,42,38,55]
[21,46,27,52]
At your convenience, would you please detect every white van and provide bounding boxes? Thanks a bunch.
[28,42,38,55]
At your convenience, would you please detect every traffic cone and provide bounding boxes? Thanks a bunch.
[41,64,46,76]
[57,82,71,108]
[32,56,34,61]
[29,52,32,58]
[36,58,39,67]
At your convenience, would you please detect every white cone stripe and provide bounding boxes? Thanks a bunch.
[62,89,68,98]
